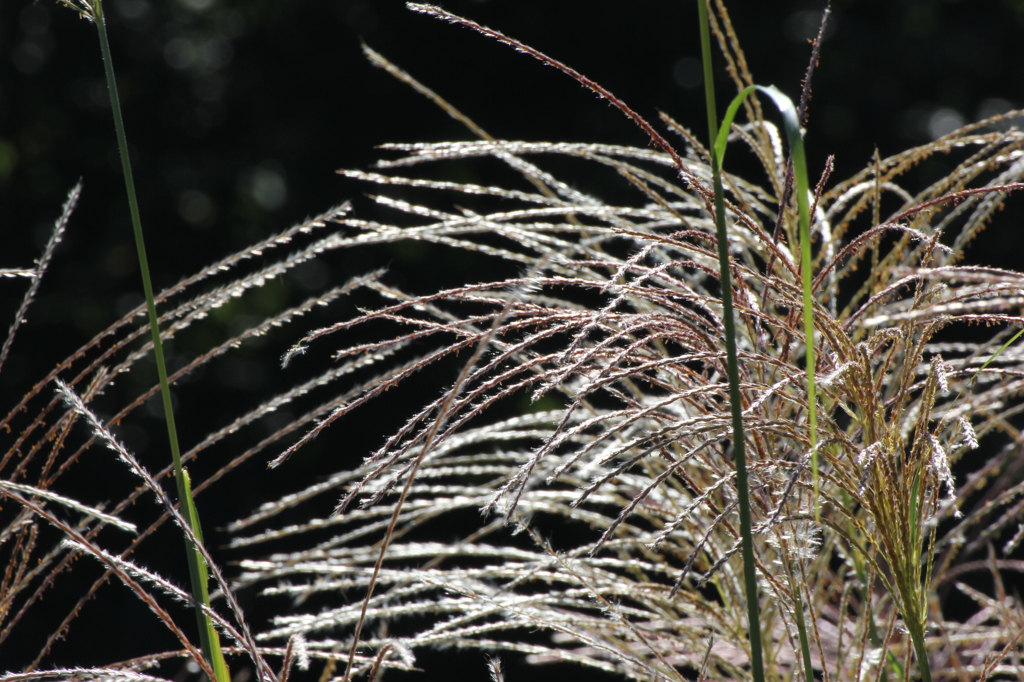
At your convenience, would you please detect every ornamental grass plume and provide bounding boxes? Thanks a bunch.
[4,2,1024,682]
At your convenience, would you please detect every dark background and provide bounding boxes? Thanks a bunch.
[3,0,1024,678]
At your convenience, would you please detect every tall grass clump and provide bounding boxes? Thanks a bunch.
[4,1,1024,682]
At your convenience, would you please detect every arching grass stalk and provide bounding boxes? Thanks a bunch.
[718,84,819,504]
[714,81,819,682]
[695,3,764,680]
[59,2,230,679]
[697,2,818,680]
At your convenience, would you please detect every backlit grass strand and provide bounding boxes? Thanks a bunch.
[90,2,229,679]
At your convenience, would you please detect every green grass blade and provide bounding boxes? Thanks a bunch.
[182,470,232,682]
[698,0,719,144]
[970,327,1024,386]
[716,85,818,520]
[756,86,819,522]
[908,468,922,567]
[903,467,933,682]
[715,81,819,511]
[790,585,816,682]
[696,3,764,680]
[704,58,819,679]
[89,2,229,679]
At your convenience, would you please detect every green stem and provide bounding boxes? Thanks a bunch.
[910,628,932,682]
[904,468,932,682]
[91,2,228,679]
[696,3,765,680]
[789,573,816,682]
[714,79,819,682]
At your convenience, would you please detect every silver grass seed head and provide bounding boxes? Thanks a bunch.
[486,655,504,682]
[958,415,979,450]
[54,0,96,21]
[932,354,951,395]
[1004,522,1024,555]
[928,433,961,518]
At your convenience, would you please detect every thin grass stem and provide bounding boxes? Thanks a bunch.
[696,3,765,680]
[88,2,229,679]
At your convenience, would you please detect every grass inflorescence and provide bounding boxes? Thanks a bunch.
[4,2,1024,682]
